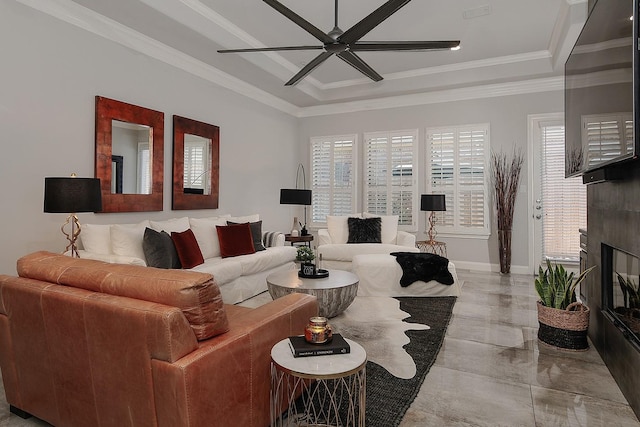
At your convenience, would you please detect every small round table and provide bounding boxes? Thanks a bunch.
[270,338,367,427]
[416,239,448,257]
[267,269,359,318]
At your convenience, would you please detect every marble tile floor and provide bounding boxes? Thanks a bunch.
[1,270,639,426]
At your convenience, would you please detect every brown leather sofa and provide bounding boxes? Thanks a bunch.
[0,251,317,427]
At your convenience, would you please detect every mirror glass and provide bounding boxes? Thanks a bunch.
[183,133,212,195]
[95,96,163,212]
[172,115,219,210]
[111,120,152,194]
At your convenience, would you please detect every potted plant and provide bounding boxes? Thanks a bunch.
[296,246,316,276]
[535,259,595,350]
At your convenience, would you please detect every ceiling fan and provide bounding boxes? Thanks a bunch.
[217,0,460,86]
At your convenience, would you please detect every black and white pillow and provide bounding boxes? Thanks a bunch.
[347,217,382,244]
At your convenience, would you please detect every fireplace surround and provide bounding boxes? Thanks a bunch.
[586,161,640,419]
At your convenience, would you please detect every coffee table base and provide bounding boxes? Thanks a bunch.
[268,283,358,318]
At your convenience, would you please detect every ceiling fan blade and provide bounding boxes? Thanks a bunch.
[285,51,333,86]
[218,45,323,53]
[339,0,413,45]
[263,0,334,44]
[350,41,461,51]
[336,51,383,82]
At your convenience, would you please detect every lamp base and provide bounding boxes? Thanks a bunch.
[61,213,81,258]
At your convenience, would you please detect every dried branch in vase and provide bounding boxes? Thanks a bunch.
[491,149,524,231]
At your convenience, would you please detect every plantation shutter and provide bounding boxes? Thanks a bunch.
[310,135,356,225]
[541,124,586,262]
[364,130,418,228]
[427,124,489,236]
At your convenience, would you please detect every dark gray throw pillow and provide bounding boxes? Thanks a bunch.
[227,220,266,251]
[347,217,382,243]
[143,227,182,269]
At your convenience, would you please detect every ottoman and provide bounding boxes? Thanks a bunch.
[352,254,461,297]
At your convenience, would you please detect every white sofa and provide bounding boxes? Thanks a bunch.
[77,214,296,304]
[317,213,419,271]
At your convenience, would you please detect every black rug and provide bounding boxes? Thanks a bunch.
[364,296,457,426]
[294,296,456,426]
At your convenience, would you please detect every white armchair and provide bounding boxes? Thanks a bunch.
[317,214,418,271]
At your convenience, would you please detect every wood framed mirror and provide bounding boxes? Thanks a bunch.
[95,96,164,212]
[172,115,219,210]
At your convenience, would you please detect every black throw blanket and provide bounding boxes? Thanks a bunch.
[390,252,454,287]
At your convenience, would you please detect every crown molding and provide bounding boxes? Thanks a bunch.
[16,0,300,116]
[16,0,568,119]
[296,76,564,118]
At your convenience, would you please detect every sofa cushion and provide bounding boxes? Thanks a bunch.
[111,221,150,261]
[227,220,266,252]
[217,223,256,258]
[327,214,362,244]
[171,229,205,268]
[189,216,229,259]
[150,217,190,233]
[80,223,112,254]
[232,246,297,276]
[16,251,229,340]
[362,213,399,244]
[189,257,243,286]
[227,214,260,224]
[347,217,382,243]
[318,243,419,262]
[143,227,181,269]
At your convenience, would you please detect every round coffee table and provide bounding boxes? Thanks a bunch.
[266,269,359,318]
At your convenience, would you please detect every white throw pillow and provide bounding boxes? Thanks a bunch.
[189,217,229,259]
[110,221,150,260]
[327,214,362,244]
[149,217,190,233]
[80,224,112,254]
[227,214,260,224]
[362,213,399,244]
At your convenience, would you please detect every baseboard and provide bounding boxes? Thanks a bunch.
[451,260,531,275]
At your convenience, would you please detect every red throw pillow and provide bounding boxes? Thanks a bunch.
[171,229,205,268]
[216,223,256,258]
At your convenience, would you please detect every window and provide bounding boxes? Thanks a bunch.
[363,130,418,229]
[426,124,490,237]
[541,123,586,262]
[310,135,357,225]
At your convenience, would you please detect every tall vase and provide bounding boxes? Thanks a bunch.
[498,229,512,274]
[291,216,300,237]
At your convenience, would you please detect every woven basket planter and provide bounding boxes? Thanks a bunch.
[537,301,590,351]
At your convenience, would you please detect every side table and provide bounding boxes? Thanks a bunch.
[270,338,367,427]
[416,240,448,257]
[285,234,314,247]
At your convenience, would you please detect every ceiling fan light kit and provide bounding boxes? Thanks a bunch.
[218,0,460,86]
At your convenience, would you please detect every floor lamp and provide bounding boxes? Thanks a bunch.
[44,174,102,258]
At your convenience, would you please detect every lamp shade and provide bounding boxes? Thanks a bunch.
[420,194,446,211]
[280,188,312,205]
[44,177,102,213]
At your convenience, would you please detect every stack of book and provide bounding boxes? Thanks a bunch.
[288,333,351,357]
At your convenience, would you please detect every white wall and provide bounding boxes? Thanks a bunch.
[298,91,564,273]
[0,2,300,275]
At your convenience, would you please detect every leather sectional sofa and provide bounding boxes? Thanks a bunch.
[0,251,318,427]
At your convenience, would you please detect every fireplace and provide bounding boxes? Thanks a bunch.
[602,244,640,351]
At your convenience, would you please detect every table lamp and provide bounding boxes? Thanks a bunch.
[280,164,312,235]
[421,194,446,244]
[44,174,102,258]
